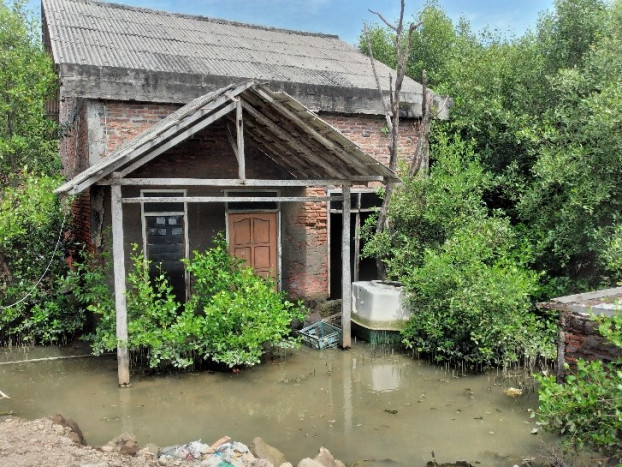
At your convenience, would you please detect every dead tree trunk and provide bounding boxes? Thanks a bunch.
[409,70,431,177]
[365,0,421,278]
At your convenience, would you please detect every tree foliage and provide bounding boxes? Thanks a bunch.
[362,133,554,367]
[0,1,80,344]
[360,0,622,294]
[0,0,59,179]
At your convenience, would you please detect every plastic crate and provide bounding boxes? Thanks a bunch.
[298,321,342,349]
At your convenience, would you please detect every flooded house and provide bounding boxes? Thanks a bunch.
[42,0,449,384]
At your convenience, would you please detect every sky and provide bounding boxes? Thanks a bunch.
[27,0,556,45]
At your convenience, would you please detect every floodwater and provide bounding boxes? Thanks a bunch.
[0,343,554,466]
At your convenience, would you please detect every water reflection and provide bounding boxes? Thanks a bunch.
[0,343,552,466]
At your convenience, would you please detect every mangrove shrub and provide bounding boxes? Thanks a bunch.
[87,236,306,369]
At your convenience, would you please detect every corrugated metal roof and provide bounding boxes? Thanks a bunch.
[54,80,399,195]
[42,0,423,96]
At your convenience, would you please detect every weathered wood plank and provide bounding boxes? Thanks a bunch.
[242,121,318,178]
[116,101,237,178]
[241,101,343,179]
[111,185,130,387]
[122,196,339,204]
[55,81,256,195]
[236,99,246,180]
[102,178,356,187]
[252,88,376,175]
[341,184,352,349]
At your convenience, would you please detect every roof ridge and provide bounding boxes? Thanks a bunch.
[57,0,341,40]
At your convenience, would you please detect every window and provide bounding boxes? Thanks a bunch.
[141,190,188,302]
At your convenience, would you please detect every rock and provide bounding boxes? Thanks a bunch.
[49,413,86,444]
[250,437,287,467]
[80,464,109,467]
[313,447,345,467]
[100,445,113,453]
[52,424,64,434]
[106,432,138,455]
[297,459,323,467]
[280,463,294,467]
[141,442,160,456]
[250,460,275,467]
[119,442,139,456]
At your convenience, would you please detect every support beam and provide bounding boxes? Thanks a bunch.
[103,178,358,187]
[111,185,130,387]
[341,184,352,349]
[236,99,246,180]
[241,101,344,178]
[122,195,339,204]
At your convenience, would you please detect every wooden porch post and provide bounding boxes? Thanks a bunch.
[236,99,246,180]
[341,184,352,348]
[111,185,130,387]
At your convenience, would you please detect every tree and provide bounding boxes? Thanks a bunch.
[0,1,77,345]
[0,0,59,180]
[519,0,622,289]
[360,0,622,293]
[361,1,422,278]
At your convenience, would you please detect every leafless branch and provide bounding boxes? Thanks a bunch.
[363,24,392,132]
[369,9,398,32]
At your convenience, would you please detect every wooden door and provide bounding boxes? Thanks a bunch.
[228,212,278,280]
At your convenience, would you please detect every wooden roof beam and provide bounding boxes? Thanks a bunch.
[241,101,344,179]
[249,89,373,175]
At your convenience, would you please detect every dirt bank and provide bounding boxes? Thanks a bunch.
[0,415,348,467]
[0,416,159,467]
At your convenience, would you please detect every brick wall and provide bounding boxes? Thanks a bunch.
[66,98,420,299]
[282,187,329,299]
[131,120,288,180]
[322,113,419,167]
[96,101,178,156]
[59,97,92,247]
[558,310,622,380]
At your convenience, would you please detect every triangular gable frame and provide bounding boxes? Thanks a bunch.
[55,80,398,196]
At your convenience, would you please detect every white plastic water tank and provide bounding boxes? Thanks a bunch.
[351,280,411,330]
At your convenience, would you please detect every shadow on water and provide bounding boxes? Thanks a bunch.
[0,343,553,466]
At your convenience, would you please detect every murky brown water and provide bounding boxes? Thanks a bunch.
[0,343,553,466]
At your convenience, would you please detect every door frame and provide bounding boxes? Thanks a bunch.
[225,189,281,290]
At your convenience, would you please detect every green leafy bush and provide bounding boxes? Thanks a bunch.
[182,237,306,367]
[86,235,306,369]
[536,313,622,458]
[401,217,555,368]
[0,175,86,345]
[363,133,555,368]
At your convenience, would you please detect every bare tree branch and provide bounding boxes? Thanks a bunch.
[369,9,398,32]
[363,24,393,132]
[409,69,431,177]
[365,0,425,278]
